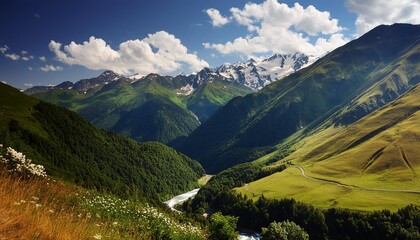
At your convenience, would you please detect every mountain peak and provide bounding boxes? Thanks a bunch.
[99,70,120,79]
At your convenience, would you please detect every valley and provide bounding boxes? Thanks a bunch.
[1,15,420,239]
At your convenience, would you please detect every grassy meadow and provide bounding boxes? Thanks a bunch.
[235,167,419,211]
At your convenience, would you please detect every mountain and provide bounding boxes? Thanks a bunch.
[297,83,420,182]
[177,23,420,173]
[24,70,122,95]
[216,52,315,90]
[233,82,420,212]
[0,82,204,201]
[27,52,311,144]
[30,73,251,143]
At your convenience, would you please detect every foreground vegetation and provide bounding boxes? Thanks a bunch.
[0,145,206,239]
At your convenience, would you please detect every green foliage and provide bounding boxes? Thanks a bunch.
[0,83,204,202]
[209,212,238,240]
[262,221,309,240]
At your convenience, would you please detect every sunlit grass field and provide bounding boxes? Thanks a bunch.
[235,167,419,211]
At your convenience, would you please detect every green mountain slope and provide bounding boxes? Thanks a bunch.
[297,83,420,184]
[0,82,204,202]
[235,83,420,211]
[178,23,420,173]
[33,74,251,144]
[186,76,252,122]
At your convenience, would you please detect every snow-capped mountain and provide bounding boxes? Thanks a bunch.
[176,52,315,95]
[25,52,316,95]
[216,52,316,90]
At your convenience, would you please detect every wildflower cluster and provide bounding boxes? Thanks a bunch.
[13,196,43,209]
[82,194,204,240]
[0,144,47,178]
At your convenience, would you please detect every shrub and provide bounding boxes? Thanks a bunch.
[0,144,47,179]
[262,220,309,240]
[209,212,238,240]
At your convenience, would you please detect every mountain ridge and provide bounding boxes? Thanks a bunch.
[176,23,420,173]
[26,52,311,143]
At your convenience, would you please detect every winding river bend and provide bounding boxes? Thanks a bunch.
[164,188,200,211]
[164,188,261,240]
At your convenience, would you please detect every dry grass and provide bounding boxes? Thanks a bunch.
[0,171,96,240]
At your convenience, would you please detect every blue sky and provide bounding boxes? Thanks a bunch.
[1,0,419,89]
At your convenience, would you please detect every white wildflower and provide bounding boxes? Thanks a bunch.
[0,146,48,178]
[93,234,102,239]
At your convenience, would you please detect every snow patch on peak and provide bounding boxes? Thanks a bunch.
[176,84,195,96]
[127,73,144,81]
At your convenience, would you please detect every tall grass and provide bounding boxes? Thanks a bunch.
[0,171,96,239]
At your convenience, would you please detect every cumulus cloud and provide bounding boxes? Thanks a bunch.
[41,64,63,72]
[205,8,230,27]
[49,31,209,75]
[24,83,33,87]
[5,53,20,61]
[346,0,420,36]
[21,50,28,55]
[0,45,8,54]
[204,0,347,57]
[39,56,46,61]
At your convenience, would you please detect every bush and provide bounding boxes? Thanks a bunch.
[262,220,309,240]
[0,144,47,179]
[209,212,238,240]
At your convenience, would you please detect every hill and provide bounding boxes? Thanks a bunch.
[235,83,420,211]
[177,23,420,173]
[0,82,204,202]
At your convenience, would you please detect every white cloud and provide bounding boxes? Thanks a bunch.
[49,31,209,75]
[22,56,30,61]
[5,53,20,61]
[21,50,28,55]
[24,83,33,87]
[346,0,420,36]
[41,64,63,72]
[205,8,230,27]
[28,67,33,71]
[204,0,347,57]
[0,45,9,54]
[39,56,46,61]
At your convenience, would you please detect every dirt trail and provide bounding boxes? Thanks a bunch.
[291,164,420,194]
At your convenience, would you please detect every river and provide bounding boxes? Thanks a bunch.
[164,188,261,239]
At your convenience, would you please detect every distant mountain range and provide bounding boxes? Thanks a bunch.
[26,52,313,94]
[26,52,313,143]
